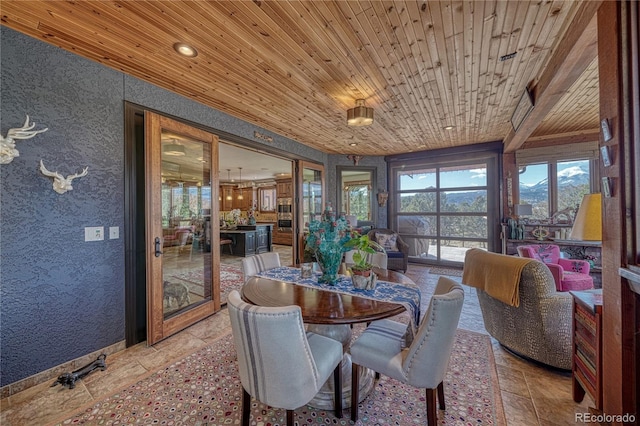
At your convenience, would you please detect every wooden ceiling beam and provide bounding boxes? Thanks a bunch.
[503,1,602,153]
[520,129,600,149]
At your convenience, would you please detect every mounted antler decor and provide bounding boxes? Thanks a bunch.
[347,154,363,165]
[0,115,48,164]
[39,160,89,194]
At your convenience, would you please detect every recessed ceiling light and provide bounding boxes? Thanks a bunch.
[349,142,358,146]
[444,126,454,130]
[173,42,198,58]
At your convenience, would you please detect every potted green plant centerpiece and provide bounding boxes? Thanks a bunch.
[343,233,384,290]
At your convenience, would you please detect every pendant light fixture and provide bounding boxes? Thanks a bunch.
[237,167,244,200]
[226,169,233,201]
[163,139,186,156]
[347,99,374,127]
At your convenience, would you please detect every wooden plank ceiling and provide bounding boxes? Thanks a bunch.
[1,0,600,155]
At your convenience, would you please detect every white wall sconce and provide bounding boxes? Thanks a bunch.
[0,115,48,164]
[39,160,89,194]
[377,190,389,207]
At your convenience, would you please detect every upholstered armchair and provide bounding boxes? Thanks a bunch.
[464,250,573,370]
[241,252,281,283]
[367,229,409,273]
[227,290,343,426]
[350,277,464,425]
[398,215,431,257]
[517,244,594,291]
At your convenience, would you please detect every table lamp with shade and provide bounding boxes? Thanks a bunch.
[514,203,533,223]
[570,193,602,241]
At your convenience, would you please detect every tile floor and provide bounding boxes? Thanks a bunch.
[0,257,594,426]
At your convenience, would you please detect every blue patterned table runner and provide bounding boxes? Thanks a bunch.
[256,266,421,334]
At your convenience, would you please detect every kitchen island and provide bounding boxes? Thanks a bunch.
[220,224,273,257]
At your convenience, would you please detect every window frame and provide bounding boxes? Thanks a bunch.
[386,142,502,267]
[516,157,600,219]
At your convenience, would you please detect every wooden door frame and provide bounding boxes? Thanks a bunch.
[144,111,220,345]
[598,0,639,416]
[296,161,325,264]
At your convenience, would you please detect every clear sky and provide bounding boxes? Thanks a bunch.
[519,160,589,187]
[398,160,589,190]
[399,167,486,190]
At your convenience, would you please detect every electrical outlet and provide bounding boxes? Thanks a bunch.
[85,226,104,242]
[109,226,119,239]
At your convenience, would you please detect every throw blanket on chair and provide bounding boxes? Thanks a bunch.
[462,248,533,307]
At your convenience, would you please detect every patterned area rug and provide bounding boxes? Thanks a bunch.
[428,266,463,277]
[53,328,505,425]
[170,264,243,305]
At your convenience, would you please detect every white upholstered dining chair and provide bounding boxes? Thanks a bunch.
[227,290,344,426]
[350,276,464,425]
[241,252,281,283]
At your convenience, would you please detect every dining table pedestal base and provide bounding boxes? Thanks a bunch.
[306,323,376,410]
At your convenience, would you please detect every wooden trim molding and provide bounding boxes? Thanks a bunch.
[598,0,638,417]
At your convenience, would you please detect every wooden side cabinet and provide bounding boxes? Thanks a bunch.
[571,289,603,409]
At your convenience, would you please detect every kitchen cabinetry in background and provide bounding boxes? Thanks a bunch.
[273,229,292,245]
[220,225,272,257]
[274,178,293,245]
[232,187,256,210]
[276,179,292,198]
[220,185,234,211]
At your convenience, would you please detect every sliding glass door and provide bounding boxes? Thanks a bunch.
[390,154,500,266]
[145,112,220,345]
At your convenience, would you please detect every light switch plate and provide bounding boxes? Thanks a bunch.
[109,226,119,239]
[85,226,104,241]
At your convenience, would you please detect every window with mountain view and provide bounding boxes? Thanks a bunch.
[394,163,491,264]
[518,159,592,220]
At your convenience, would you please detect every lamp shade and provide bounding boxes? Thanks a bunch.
[570,193,602,241]
[347,99,374,126]
[514,204,533,216]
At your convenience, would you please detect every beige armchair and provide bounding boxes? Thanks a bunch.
[367,228,409,273]
[398,215,431,257]
[227,290,343,426]
[463,250,573,370]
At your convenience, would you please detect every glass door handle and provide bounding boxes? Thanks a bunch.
[154,237,163,257]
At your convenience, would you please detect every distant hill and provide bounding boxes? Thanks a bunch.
[399,165,590,207]
[520,165,590,203]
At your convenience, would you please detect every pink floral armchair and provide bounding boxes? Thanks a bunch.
[517,244,594,292]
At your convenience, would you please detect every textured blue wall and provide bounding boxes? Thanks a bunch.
[1,27,332,387]
[1,27,126,386]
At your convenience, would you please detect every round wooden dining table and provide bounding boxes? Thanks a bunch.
[241,266,415,324]
[241,265,419,410]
